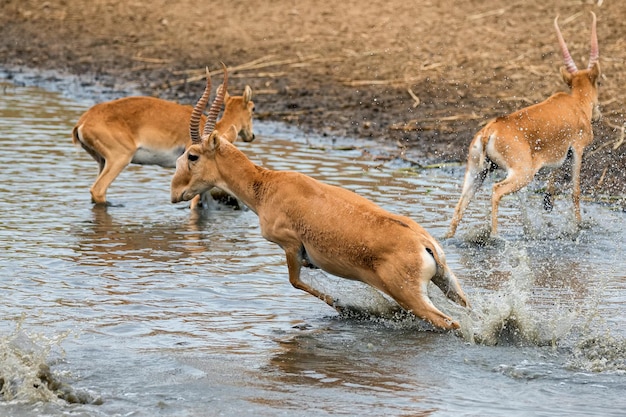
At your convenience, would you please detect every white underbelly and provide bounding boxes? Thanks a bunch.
[131,146,186,168]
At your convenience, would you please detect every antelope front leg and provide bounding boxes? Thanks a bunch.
[570,150,583,224]
[285,250,338,310]
[189,194,201,210]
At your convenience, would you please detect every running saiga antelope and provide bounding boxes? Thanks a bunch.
[171,69,470,330]
[446,12,601,238]
[72,67,255,206]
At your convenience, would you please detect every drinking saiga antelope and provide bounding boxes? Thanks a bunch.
[446,12,601,238]
[72,67,255,207]
[171,68,470,330]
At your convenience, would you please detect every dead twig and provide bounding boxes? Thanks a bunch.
[587,121,626,157]
[607,121,626,150]
[468,7,509,20]
[163,54,340,89]
[390,112,482,131]
[407,87,421,108]
[341,77,421,87]
[132,56,172,64]
[596,166,608,187]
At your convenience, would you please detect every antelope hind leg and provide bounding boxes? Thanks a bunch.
[490,168,536,236]
[90,156,132,204]
[398,290,460,330]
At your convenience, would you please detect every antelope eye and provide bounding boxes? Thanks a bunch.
[188,153,199,162]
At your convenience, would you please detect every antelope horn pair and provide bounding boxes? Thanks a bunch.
[189,62,229,144]
[554,12,599,74]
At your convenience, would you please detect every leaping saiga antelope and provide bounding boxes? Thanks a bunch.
[446,12,601,238]
[171,68,469,330]
[72,67,255,206]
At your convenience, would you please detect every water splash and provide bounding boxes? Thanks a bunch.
[0,321,101,405]
[456,242,581,346]
[567,334,626,373]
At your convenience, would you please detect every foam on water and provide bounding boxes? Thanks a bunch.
[568,335,626,373]
[0,321,100,405]
[457,242,581,346]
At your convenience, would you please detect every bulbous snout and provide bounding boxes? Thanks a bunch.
[170,187,186,203]
[240,128,256,142]
[171,193,183,204]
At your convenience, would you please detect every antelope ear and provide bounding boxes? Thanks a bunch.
[206,130,221,152]
[560,66,574,87]
[224,125,238,143]
[243,85,252,105]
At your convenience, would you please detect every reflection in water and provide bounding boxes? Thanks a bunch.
[260,324,439,416]
[71,205,206,266]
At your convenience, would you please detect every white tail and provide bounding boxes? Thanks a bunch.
[72,66,255,205]
[171,67,469,330]
[446,12,601,238]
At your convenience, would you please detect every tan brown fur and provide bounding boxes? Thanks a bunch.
[171,126,469,330]
[72,87,254,205]
[447,13,601,238]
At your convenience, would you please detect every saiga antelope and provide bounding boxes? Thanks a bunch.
[72,68,255,206]
[171,68,470,330]
[446,12,601,238]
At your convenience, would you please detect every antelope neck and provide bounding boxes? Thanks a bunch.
[215,142,265,212]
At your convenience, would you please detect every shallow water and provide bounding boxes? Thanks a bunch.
[0,82,625,416]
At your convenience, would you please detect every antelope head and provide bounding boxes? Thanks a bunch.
[172,65,234,203]
[555,12,601,121]
[223,85,255,142]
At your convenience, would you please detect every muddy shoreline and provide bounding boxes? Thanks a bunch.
[1,0,624,207]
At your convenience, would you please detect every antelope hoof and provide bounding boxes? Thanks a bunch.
[447,319,461,330]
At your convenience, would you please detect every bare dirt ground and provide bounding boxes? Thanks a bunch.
[1,0,624,204]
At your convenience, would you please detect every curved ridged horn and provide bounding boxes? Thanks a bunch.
[588,12,599,68]
[554,15,578,74]
[189,67,212,144]
[203,62,228,137]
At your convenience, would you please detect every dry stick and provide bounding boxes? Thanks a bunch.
[390,112,482,131]
[587,121,626,157]
[499,96,535,105]
[596,166,608,187]
[228,71,287,79]
[611,122,625,150]
[342,77,421,87]
[467,7,509,20]
[169,55,278,76]
[587,140,615,157]
[132,56,172,64]
[562,11,583,25]
[407,87,421,108]
[164,54,336,89]
[163,55,279,88]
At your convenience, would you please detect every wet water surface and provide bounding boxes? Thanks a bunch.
[0,83,625,416]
